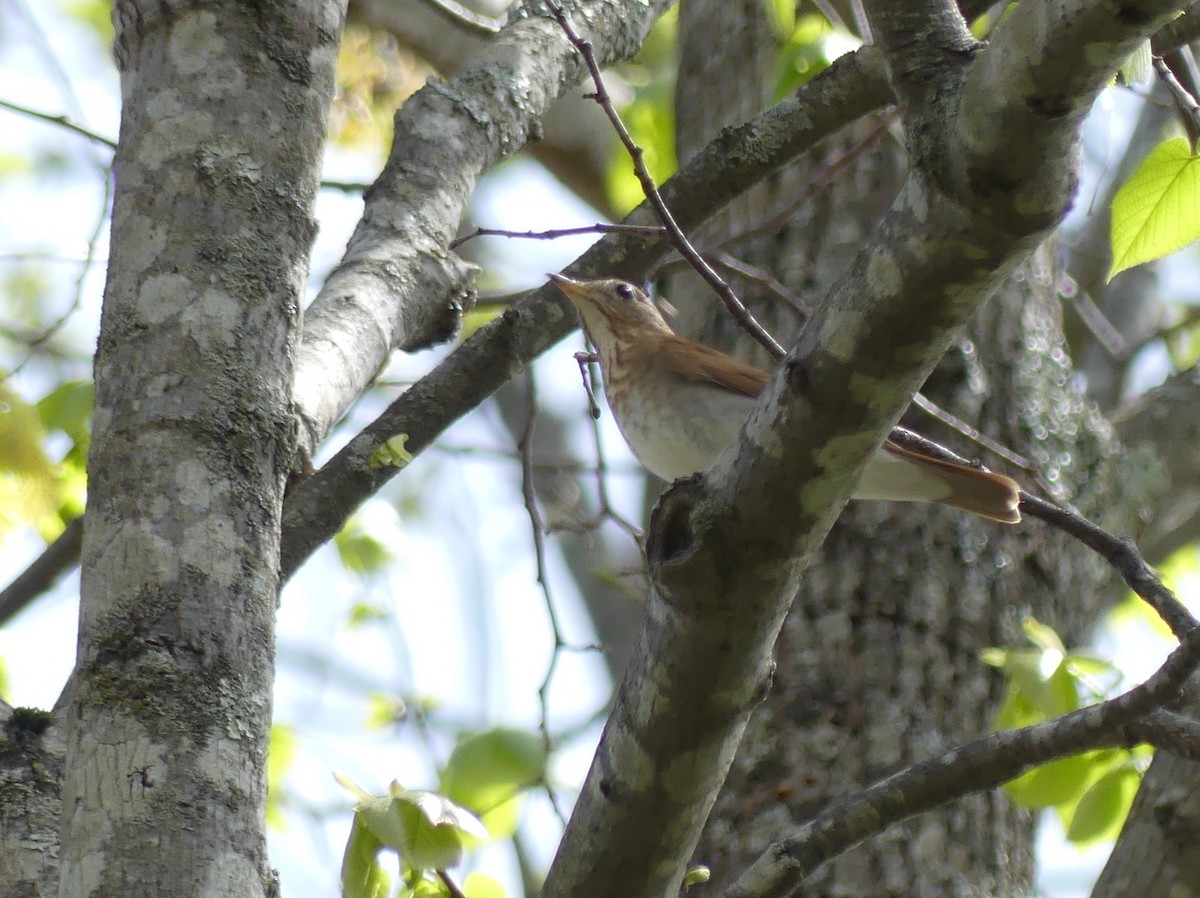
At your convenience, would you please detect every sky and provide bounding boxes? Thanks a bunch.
[1,3,1196,897]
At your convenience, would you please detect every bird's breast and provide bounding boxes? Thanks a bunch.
[604,374,752,482]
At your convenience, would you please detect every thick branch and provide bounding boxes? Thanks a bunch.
[280,47,894,577]
[539,3,1192,896]
[292,0,675,456]
[955,0,1186,230]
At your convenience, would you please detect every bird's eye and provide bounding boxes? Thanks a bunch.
[616,283,636,302]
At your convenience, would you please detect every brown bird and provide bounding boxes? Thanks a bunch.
[549,273,1021,523]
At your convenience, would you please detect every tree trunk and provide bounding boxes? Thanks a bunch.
[670,4,1119,895]
[58,2,341,895]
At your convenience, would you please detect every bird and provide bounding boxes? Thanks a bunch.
[548,273,1021,523]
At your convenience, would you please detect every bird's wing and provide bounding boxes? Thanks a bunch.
[657,336,770,398]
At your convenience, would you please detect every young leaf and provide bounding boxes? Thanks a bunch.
[341,817,390,898]
[1003,752,1095,809]
[1110,138,1200,279]
[369,434,414,469]
[387,788,488,871]
[1064,763,1141,844]
[440,727,547,839]
[463,872,507,898]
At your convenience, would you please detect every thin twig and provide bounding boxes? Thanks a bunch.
[705,252,813,319]
[0,97,117,149]
[573,351,602,419]
[0,517,84,627]
[1123,709,1200,760]
[449,223,667,250]
[517,369,569,827]
[720,112,894,250]
[436,869,469,898]
[1154,54,1200,141]
[546,0,785,359]
[1018,492,1198,639]
[729,624,1200,897]
[907,394,1042,476]
[1062,281,1131,360]
[319,179,370,193]
[886,427,1196,637]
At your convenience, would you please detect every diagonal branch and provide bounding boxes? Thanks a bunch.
[291,0,675,457]
[279,45,894,577]
[724,625,1200,898]
[539,2,1192,897]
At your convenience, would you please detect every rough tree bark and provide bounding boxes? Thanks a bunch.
[57,1,342,895]
[4,2,1200,898]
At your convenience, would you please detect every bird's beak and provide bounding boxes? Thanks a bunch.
[548,272,600,309]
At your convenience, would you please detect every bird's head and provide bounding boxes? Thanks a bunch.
[548,274,673,352]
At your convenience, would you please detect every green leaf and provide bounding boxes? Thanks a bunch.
[369,434,414,470]
[1003,752,1096,809]
[1022,617,1065,655]
[37,380,93,445]
[341,817,390,898]
[391,788,487,870]
[1119,40,1152,85]
[765,0,795,39]
[1110,138,1200,279]
[340,779,488,874]
[0,385,60,536]
[440,728,547,839]
[771,14,836,101]
[364,692,408,730]
[463,873,507,898]
[335,517,395,574]
[63,0,115,44]
[605,75,677,216]
[1064,763,1141,844]
[683,866,712,888]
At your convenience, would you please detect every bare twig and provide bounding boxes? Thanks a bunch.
[1061,280,1132,360]
[704,252,813,319]
[436,869,469,898]
[1124,709,1200,760]
[721,112,895,250]
[886,427,1196,637]
[0,517,83,627]
[0,97,117,149]
[450,223,666,250]
[1154,53,1200,141]
[572,351,602,420]
[546,0,786,360]
[517,368,569,827]
[907,393,1048,486]
[318,179,370,193]
[1018,492,1198,638]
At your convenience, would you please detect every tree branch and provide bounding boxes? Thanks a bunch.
[280,45,895,577]
[291,0,676,457]
[724,625,1200,898]
[539,2,1191,896]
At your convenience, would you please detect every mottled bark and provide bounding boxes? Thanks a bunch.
[59,2,342,895]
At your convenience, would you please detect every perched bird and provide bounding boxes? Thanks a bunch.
[549,273,1021,523]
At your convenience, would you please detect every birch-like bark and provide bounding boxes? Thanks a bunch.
[59,2,341,895]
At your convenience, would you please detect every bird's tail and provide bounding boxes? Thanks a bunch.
[879,441,1021,523]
